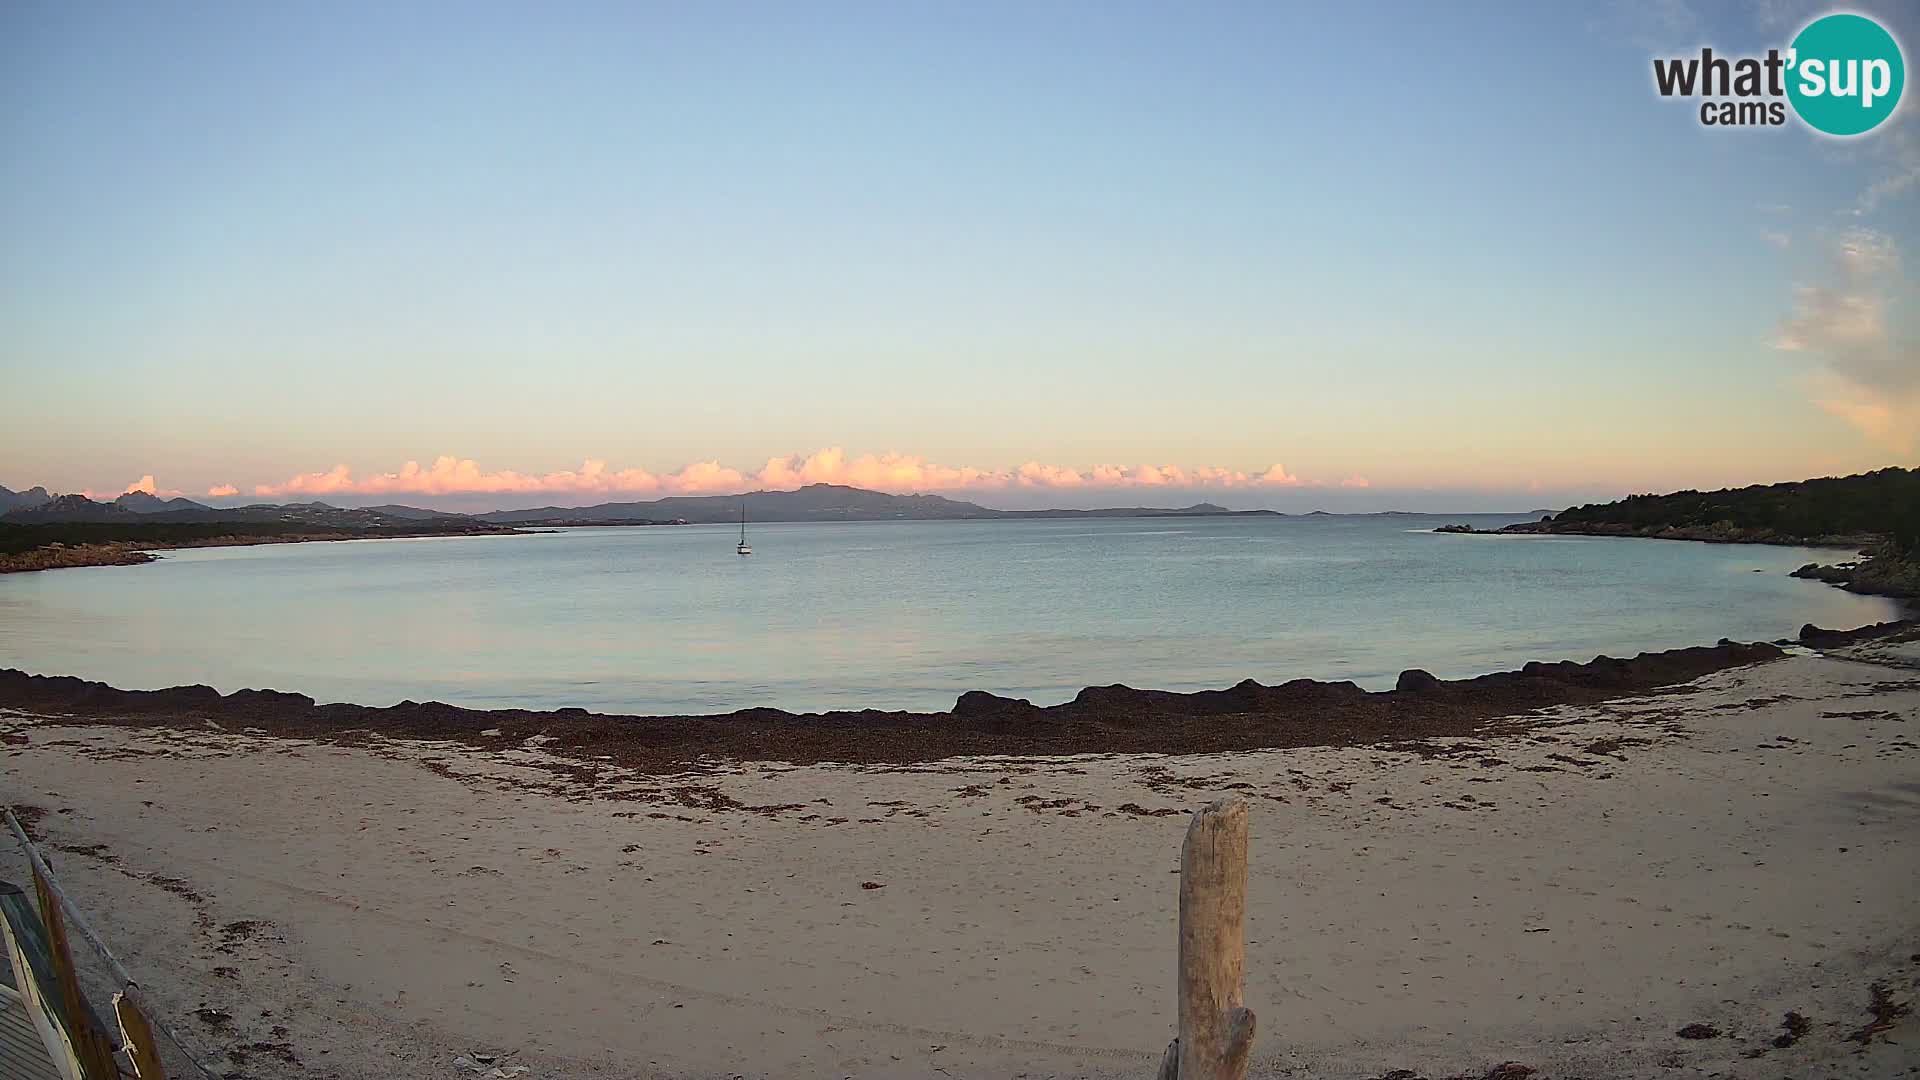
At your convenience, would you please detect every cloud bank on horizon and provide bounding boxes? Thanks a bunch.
[218,448,1369,502]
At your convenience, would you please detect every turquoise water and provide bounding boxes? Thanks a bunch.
[0,517,1898,714]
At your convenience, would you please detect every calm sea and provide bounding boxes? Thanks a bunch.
[0,516,1898,715]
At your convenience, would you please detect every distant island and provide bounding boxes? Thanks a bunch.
[1436,468,1919,600]
[1,481,1523,574]
[468,484,1299,524]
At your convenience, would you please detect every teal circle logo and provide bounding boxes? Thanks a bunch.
[1787,13,1905,136]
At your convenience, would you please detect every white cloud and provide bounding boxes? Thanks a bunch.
[1775,229,1920,453]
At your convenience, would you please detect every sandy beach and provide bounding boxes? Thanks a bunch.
[3,636,1918,1079]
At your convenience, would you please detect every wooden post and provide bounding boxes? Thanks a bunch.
[1157,797,1255,1080]
[32,866,122,1080]
[114,992,170,1079]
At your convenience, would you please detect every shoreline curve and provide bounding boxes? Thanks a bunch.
[3,619,1913,772]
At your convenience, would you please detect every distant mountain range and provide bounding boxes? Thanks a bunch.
[475,484,1285,524]
[1,488,215,518]
[1,481,1521,529]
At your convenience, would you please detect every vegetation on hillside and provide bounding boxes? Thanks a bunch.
[0,520,516,559]
[0,522,312,556]
[1548,468,1918,552]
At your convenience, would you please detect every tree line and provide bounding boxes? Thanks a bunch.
[1552,467,1918,553]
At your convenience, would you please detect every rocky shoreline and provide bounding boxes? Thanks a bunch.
[0,540,162,571]
[1434,521,1918,603]
[1434,519,1879,547]
[0,527,532,574]
[1789,545,1920,601]
[4,619,1914,771]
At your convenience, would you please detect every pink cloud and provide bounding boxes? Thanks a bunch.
[1258,464,1302,486]
[255,457,666,498]
[240,450,1340,499]
[1014,462,1084,487]
[1773,228,1919,450]
[664,460,747,493]
[80,475,185,500]
[207,484,240,497]
[760,448,1005,491]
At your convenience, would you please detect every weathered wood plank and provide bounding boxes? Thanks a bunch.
[1166,797,1255,1080]
[114,992,168,1079]
[31,868,119,1080]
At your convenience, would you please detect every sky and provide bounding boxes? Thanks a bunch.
[2,0,1915,512]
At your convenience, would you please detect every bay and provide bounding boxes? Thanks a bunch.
[0,516,1896,714]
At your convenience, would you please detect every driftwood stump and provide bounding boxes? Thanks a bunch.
[1156,797,1254,1080]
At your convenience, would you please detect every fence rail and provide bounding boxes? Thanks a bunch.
[4,807,218,1080]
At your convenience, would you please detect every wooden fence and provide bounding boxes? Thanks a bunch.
[4,807,217,1079]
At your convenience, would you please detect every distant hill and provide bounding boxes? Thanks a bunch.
[999,502,1281,519]
[2,494,486,532]
[359,503,472,520]
[478,484,1286,524]
[480,484,999,524]
[115,491,212,514]
[0,485,52,513]
[1526,467,1918,550]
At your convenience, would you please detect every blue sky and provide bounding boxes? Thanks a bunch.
[2,0,1914,511]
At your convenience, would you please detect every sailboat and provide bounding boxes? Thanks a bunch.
[736,500,752,556]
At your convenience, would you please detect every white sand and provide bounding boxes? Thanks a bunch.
[3,645,1918,1079]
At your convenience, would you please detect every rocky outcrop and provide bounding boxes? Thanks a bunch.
[1798,619,1920,648]
[1790,546,1920,601]
[952,690,1035,716]
[1790,562,1856,585]
[1395,669,1442,692]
